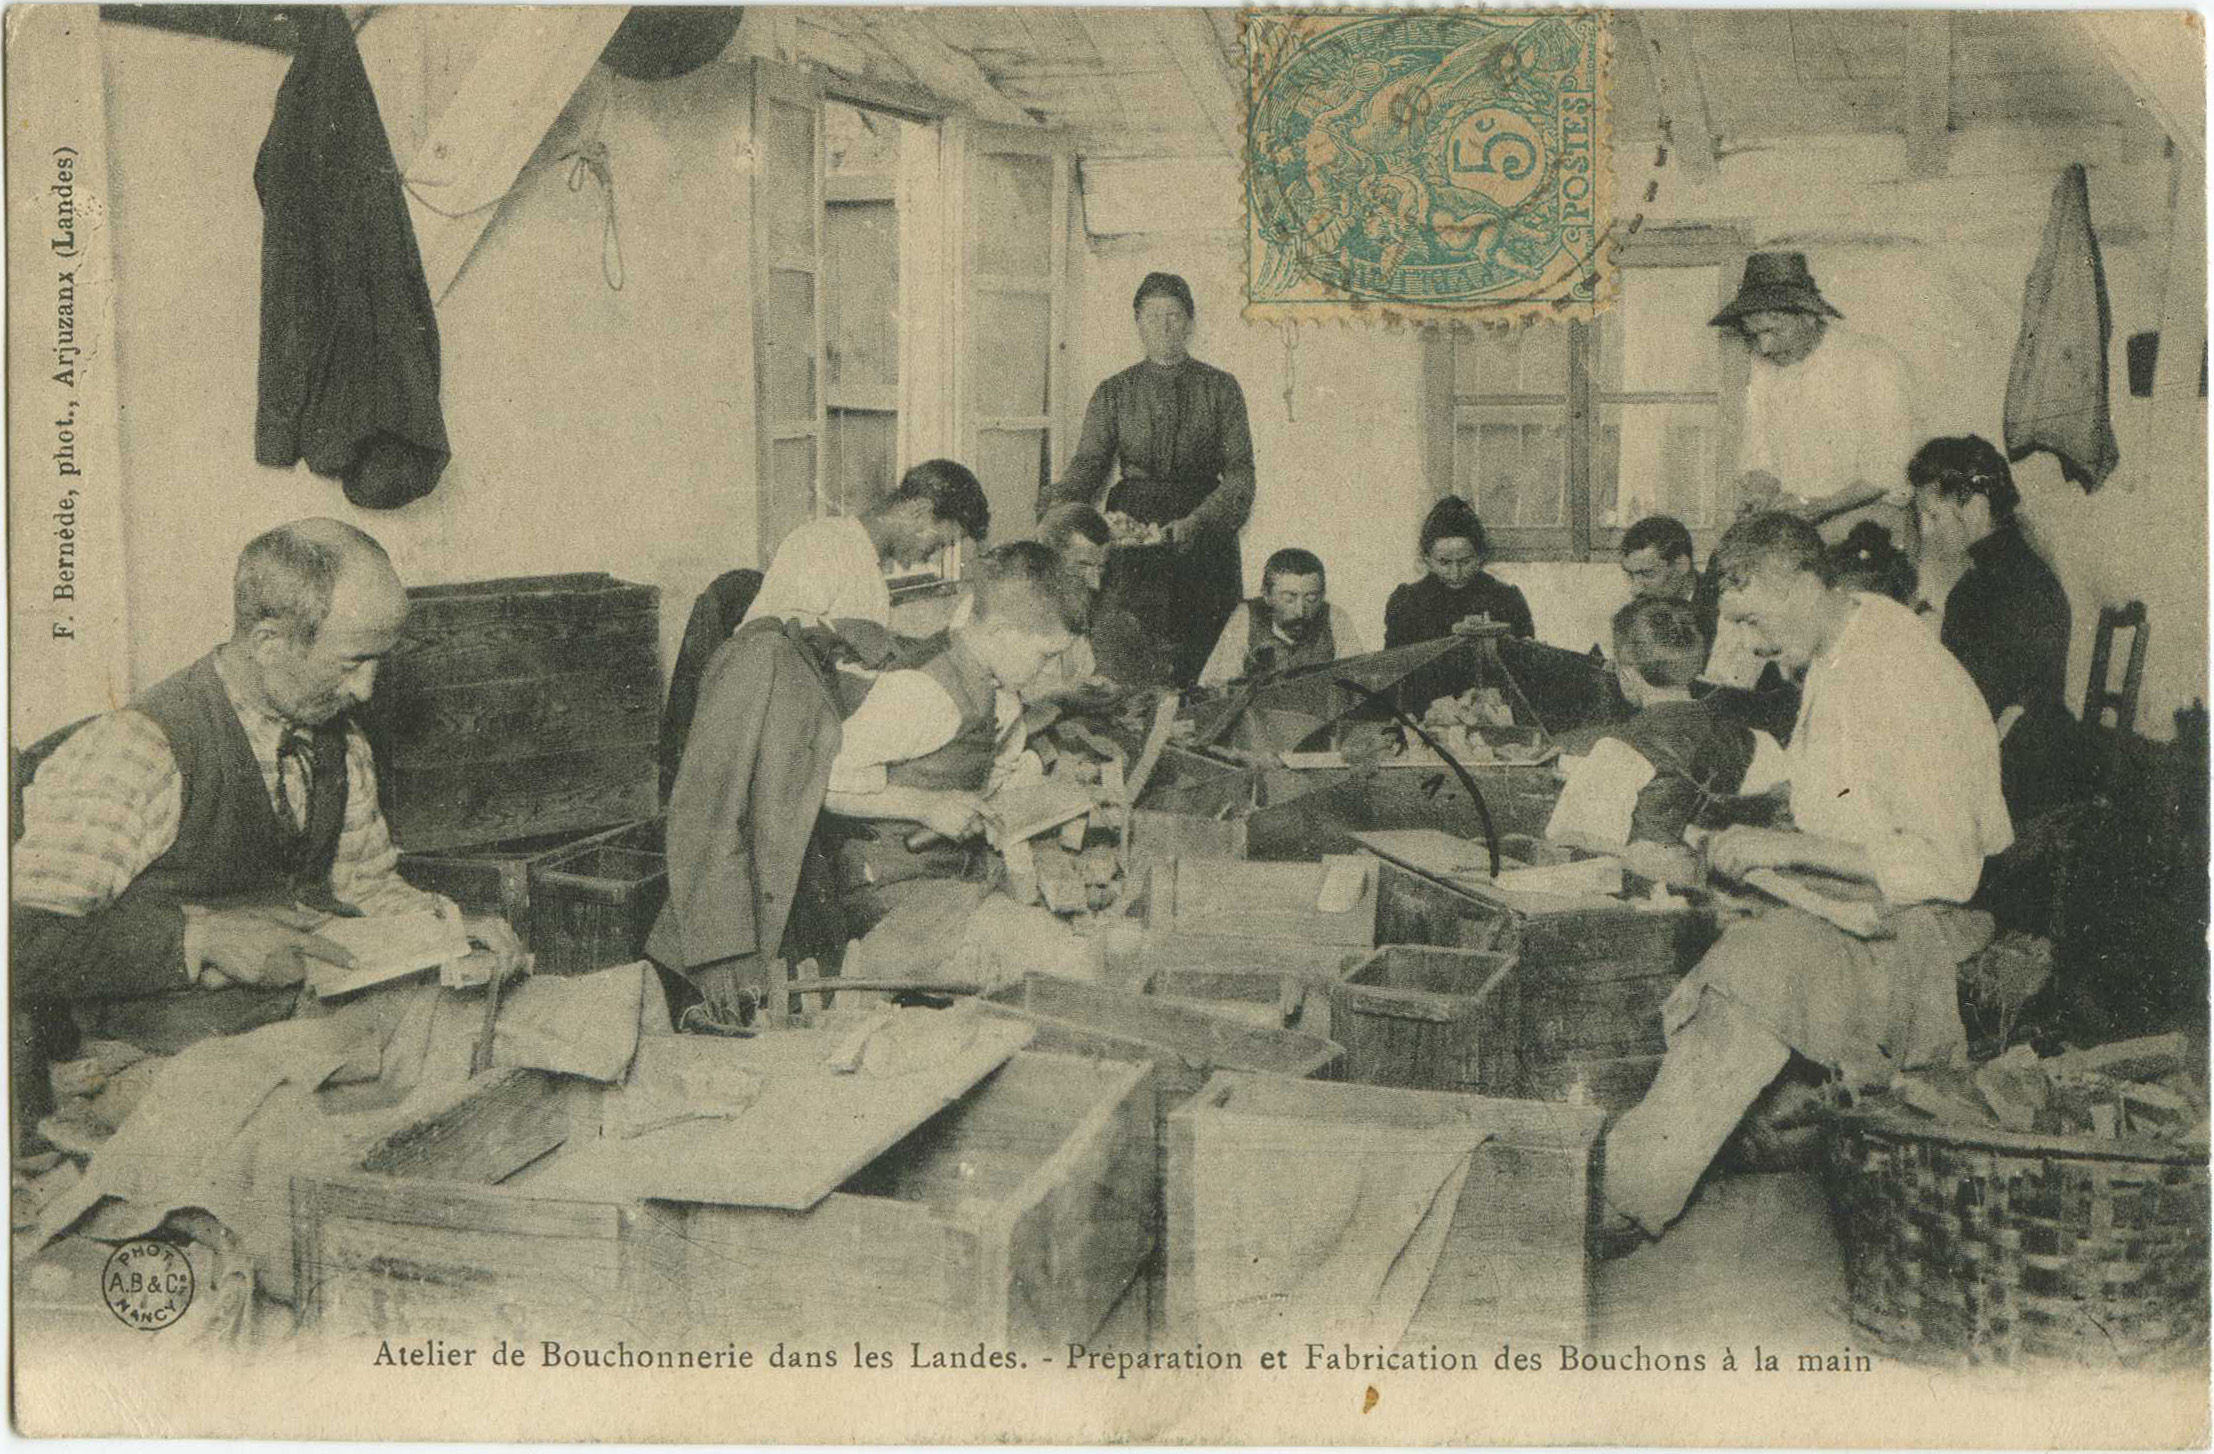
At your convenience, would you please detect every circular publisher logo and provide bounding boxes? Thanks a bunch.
[102,1240,194,1331]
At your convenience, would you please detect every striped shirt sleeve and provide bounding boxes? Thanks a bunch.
[328,727,452,919]
[13,711,183,916]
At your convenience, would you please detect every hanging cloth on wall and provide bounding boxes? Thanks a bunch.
[2004,163,2121,493]
[253,8,449,509]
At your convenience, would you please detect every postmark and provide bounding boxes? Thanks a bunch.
[101,1239,195,1331]
[1244,10,1613,323]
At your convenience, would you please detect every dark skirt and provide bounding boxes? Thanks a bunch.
[1103,477,1243,687]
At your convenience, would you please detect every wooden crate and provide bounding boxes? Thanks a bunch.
[395,818,658,958]
[363,573,661,852]
[1365,853,1715,1111]
[1330,944,1521,1095]
[1144,855,1377,947]
[529,821,667,977]
[981,974,1345,1343]
[1165,1072,1604,1349]
[291,1050,1154,1352]
[1128,930,1365,1038]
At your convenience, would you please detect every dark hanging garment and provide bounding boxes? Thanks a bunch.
[2004,164,2120,492]
[254,7,449,509]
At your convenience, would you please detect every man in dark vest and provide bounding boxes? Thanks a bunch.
[12,519,525,1062]
[1196,546,1365,687]
[819,540,1085,935]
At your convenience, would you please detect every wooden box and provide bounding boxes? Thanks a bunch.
[364,573,662,852]
[529,821,667,977]
[1128,930,1364,1038]
[1330,944,1521,1095]
[291,1049,1154,1352]
[1143,855,1377,948]
[1165,1072,1604,1349]
[1363,845,1716,1111]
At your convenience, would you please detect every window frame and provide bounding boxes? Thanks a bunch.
[1421,225,1752,563]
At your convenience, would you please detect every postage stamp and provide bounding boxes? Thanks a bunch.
[1243,10,1613,324]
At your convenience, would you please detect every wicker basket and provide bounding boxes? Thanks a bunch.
[1827,1100,2210,1368]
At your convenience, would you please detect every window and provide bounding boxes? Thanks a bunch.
[1422,226,1750,560]
[742,61,1076,580]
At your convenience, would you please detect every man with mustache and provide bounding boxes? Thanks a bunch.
[1197,547,1365,688]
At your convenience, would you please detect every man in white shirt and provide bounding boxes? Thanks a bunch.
[820,541,1083,932]
[1714,253,1917,546]
[1197,547,1365,688]
[741,458,990,632]
[1600,512,2012,1250]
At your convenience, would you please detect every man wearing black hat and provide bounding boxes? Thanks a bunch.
[1712,252,1916,548]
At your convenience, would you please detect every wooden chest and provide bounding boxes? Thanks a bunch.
[1126,930,1365,1039]
[1143,854,1377,947]
[397,819,666,977]
[1165,1072,1604,1349]
[363,573,662,853]
[1330,944,1521,1096]
[1364,848,1716,1111]
[291,1048,1154,1352]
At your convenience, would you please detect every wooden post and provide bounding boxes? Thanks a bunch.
[1903,12,1954,180]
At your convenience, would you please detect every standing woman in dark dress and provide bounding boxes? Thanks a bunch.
[1041,273,1255,687]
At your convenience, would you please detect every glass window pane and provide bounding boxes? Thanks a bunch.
[765,269,817,421]
[762,98,816,261]
[1453,405,1567,527]
[827,409,898,516]
[762,437,818,560]
[975,427,1049,545]
[975,153,1052,276]
[1453,324,1568,397]
[973,290,1051,417]
[1595,266,1721,393]
[1595,401,1722,529]
[826,201,900,395]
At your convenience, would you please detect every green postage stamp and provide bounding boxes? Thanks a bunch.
[1244,10,1613,323]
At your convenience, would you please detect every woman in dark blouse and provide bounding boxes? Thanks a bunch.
[1040,272,1254,686]
[1384,497,1535,648]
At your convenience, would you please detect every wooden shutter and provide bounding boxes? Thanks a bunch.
[749,59,828,564]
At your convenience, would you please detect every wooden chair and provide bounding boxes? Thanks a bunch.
[2084,600,2148,735]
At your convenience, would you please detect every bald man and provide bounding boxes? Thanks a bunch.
[12,519,524,1062]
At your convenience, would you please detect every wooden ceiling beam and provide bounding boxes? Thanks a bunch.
[860,14,1035,127]
[1636,12,1718,182]
[1162,7,1245,160]
[1904,12,1955,178]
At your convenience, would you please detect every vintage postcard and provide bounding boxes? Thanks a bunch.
[6,3,2210,1446]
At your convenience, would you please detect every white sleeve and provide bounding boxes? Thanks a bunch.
[1861,347,1917,503]
[1331,605,1365,659]
[827,671,964,795]
[1737,372,1773,478]
[1197,611,1250,687]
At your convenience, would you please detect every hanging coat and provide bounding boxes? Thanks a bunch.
[254,7,449,509]
[2004,163,2121,492]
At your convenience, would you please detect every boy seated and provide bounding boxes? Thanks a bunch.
[1197,547,1365,688]
[819,541,1085,935]
[1548,596,1768,886]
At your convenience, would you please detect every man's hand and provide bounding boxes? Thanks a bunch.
[461,912,529,981]
[918,790,988,841]
[1705,825,1805,881]
[193,905,355,988]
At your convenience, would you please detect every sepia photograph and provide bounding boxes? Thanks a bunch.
[5,3,2209,1444]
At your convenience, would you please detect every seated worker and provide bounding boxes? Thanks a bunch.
[1198,547,1365,688]
[1385,496,1535,647]
[12,520,525,1062]
[1825,519,1919,607]
[1599,513,2010,1251]
[1909,435,2085,827]
[1552,596,1759,887]
[1619,514,1717,648]
[820,540,1085,935]
[948,503,1174,700]
[741,458,990,637]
